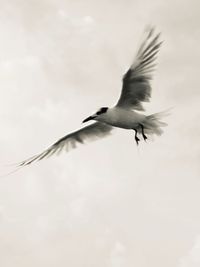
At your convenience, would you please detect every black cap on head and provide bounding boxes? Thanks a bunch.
[96,107,108,115]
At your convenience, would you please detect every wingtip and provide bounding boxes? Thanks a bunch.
[145,25,155,36]
[144,25,162,40]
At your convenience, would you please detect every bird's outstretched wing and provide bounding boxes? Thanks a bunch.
[18,122,113,167]
[116,27,162,111]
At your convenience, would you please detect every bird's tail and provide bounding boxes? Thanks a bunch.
[141,109,170,136]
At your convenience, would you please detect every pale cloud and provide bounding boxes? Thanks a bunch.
[179,235,200,267]
[110,241,126,267]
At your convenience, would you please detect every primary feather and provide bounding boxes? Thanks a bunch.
[19,122,113,166]
[116,27,162,111]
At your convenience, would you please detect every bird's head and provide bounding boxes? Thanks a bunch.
[82,107,109,123]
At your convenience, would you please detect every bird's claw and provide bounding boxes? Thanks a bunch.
[143,134,147,142]
[135,136,140,145]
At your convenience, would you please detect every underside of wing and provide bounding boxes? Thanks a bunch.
[116,27,162,111]
[18,122,113,167]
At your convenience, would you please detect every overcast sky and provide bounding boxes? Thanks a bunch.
[0,0,200,266]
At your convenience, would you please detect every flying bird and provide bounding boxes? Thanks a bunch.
[18,27,167,167]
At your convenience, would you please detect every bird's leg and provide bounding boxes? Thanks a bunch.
[133,129,140,145]
[139,124,147,141]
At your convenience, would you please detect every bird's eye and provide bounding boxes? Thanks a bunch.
[96,107,108,115]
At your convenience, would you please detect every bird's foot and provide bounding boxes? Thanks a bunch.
[135,136,140,145]
[133,129,140,145]
[142,134,147,142]
[139,124,147,142]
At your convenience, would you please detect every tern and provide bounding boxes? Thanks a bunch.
[18,27,168,167]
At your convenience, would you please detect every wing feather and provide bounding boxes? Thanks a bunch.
[116,27,162,111]
[18,122,113,167]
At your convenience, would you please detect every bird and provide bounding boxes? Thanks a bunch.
[17,26,168,167]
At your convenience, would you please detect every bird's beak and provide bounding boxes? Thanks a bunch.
[82,115,96,123]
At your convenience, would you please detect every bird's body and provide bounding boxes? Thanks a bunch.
[15,26,168,168]
[96,107,146,129]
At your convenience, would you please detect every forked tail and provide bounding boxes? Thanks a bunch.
[141,110,170,136]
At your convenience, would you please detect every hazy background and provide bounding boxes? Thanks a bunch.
[0,0,200,266]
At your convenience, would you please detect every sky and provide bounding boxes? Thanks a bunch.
[0,0,200,266]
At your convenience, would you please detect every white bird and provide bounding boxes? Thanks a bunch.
[18,27,168,167]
